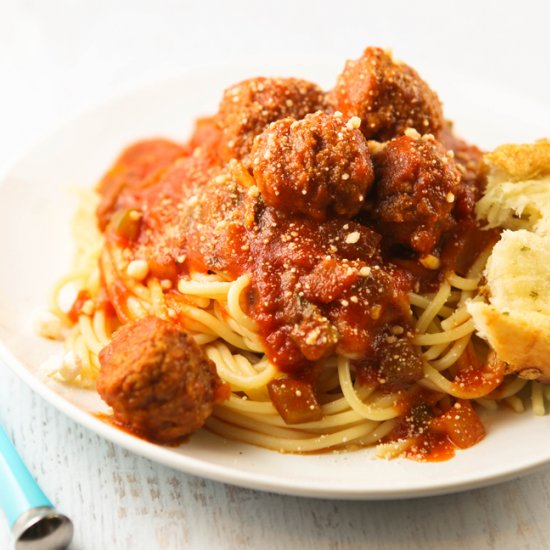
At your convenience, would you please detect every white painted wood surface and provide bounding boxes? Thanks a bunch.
[2,1,550,548]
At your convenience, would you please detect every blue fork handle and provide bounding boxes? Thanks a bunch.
[0,424,53,527]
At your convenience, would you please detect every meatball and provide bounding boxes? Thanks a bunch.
[96,139,187,230]
[97,316,222,443]
[216,77,326,163]
[327,47,444,141]
[251,111,374,220]
[370,132,461,255]
[439,123,487,220]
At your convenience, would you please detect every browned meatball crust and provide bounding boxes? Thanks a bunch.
[251,111,374,220]
[439,123,487,220]
[370,133,461,255]
[327,47,444,141]
[97,316,221,443]
[217,77,326,163]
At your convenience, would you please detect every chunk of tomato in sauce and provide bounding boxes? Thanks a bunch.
[268,379,323,424]
[430,400,485,449]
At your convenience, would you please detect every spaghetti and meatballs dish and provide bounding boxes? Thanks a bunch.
[36,47,550,461]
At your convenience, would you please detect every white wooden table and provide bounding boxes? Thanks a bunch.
[2,1,550,548]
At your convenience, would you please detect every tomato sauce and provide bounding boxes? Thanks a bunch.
[384,390,485,461]
[67,289,91,323]
[95,104,493,459]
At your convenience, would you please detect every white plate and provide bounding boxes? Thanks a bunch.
[1,61,550,500]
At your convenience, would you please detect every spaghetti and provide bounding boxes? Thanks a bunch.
[42,187,548,460]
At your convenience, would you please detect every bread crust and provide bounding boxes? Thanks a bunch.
[485,139,550,181]
[468,303,550,383]
[469,140,550,383]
